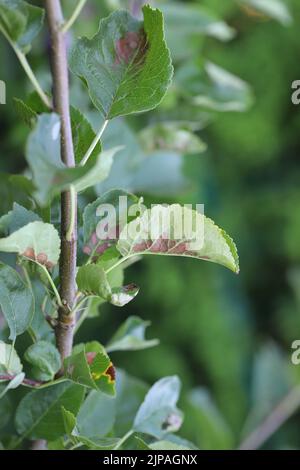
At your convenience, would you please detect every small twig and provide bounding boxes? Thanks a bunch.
[66,185,76,242]
[0,374,67,389]
[61,0,87,33]
[239,385,300,450]
[0,374,43,388]
[80,119,108,166]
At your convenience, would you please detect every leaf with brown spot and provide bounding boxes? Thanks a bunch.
[0,221,61,268]
[69,5,173,119]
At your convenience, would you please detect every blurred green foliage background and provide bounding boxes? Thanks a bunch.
[1,0,300,450]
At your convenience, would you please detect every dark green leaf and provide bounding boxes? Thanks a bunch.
[71,107,102,165]
[15,382,85,440]
[69,5,173,119]
[0,203,41,236]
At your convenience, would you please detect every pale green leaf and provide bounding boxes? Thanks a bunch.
[117,204,239,273]
[0,0,44,52]
[15,382,85,440]
[241,0,292,25]
[107,316,159,352]
[139,122,207,154]
[0,221,61,268]
[74,147,120,193]
[187,388,234,450]
[0,264,34,340]
[26,114,98,205]
[161,2,235,60]
[24,340,61,381]
[149,440,190,450]
[133,376,183,439]
[176,60,253,113]
[69,5,173,119]
[98,119,189,196]
[0,341,23,374]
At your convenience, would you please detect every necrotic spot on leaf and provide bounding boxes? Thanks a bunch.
[115,30,147,65]
[22,247,54,269]
[104,363,116,383]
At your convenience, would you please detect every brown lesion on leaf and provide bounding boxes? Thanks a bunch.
[83,227,119,261]
[115,29,148,66]
[104,362,116,383]
[22,247,54,269]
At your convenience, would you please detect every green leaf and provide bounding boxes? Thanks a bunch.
[82,189,139,257]
[0,387,13,429]
[0,263,34,340]
[241,0,292,25]
[242,343,295,437]
[15,382,85,440]
[77,390,116,437]
[69,5,173,119]
[115,369,149,436]
[77,264,139,307]
[74,147,120,193]
[0,372,25,399]
[149,440,190,450]
[98,119,189,197]
[177,60,253,113]
[161,3,235,60]
[26,113,99,205]
[117,204,239,273]
[107,316,159,352]
[0,341,23,374]
[0,221,61,268]
[62,407,120,449]
[13,92,49,128]
[0,0,44,52]
[24,340,61,381]
[186,388,234,450]
[133,376,183,439]
[139,122,207,154]
[71,107,102,165]
[0,203,41,236]
[64,341,116,396]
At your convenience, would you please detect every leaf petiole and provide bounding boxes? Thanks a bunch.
[0,24,51,109]
[80,119,108,166]
[61,0,87,34]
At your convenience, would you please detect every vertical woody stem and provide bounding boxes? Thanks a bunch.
[45,0,77,367]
